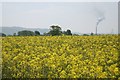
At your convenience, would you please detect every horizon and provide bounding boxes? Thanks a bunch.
[1,26,118,35]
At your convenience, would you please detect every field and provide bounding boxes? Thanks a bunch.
[1,35,120,78]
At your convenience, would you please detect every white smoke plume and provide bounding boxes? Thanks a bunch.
[96,16,105,27]
[94,8,105,34]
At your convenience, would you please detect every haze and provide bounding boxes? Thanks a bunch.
[1,2,118,34]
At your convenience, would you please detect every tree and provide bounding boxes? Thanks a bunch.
[48,25,62,36]
[0,33,6,37]
[50,25,61,31]
[62,29,72,35]
[18,30,35,36]
[62,31,67,35]
[13,33,16,36]
[90,32,94,36]
[66,29,72,35]
[83,34,89,36]
[43,32,50,36]
[35,31,40,36]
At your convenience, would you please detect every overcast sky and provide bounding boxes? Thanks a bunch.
[1,1,118,34]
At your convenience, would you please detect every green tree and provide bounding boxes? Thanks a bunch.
[62,29,72,35]
[0,33,6,37]
[35,31,40,36]
[18,30,35,36]
[83,34,89,36]
[48,25,62,36]
[90,32,94,36]
[43,32,50,36]
[66,29,72,35]
[13,33,16,36]
[62,31,67,35]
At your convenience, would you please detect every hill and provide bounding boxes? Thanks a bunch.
[0,26,49,35]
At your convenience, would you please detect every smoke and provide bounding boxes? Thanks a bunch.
[93,8,105,34]
[96,16,105,27]
[94,8,105,27]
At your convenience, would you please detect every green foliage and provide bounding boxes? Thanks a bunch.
[0,33,6,37]
[35,31,40,36]
[48,25,62,36]
[63,29,72,35]
[90,32,94,36]
[13,33,16,36]
[66,29,72,35]
[83,34,89,36]
[18,30,35,36]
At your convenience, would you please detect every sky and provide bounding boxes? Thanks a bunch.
[1,1,119,34]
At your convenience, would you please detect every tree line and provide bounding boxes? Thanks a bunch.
[0,25,73,37]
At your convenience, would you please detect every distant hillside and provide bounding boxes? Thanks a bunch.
[0,26,49,35]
